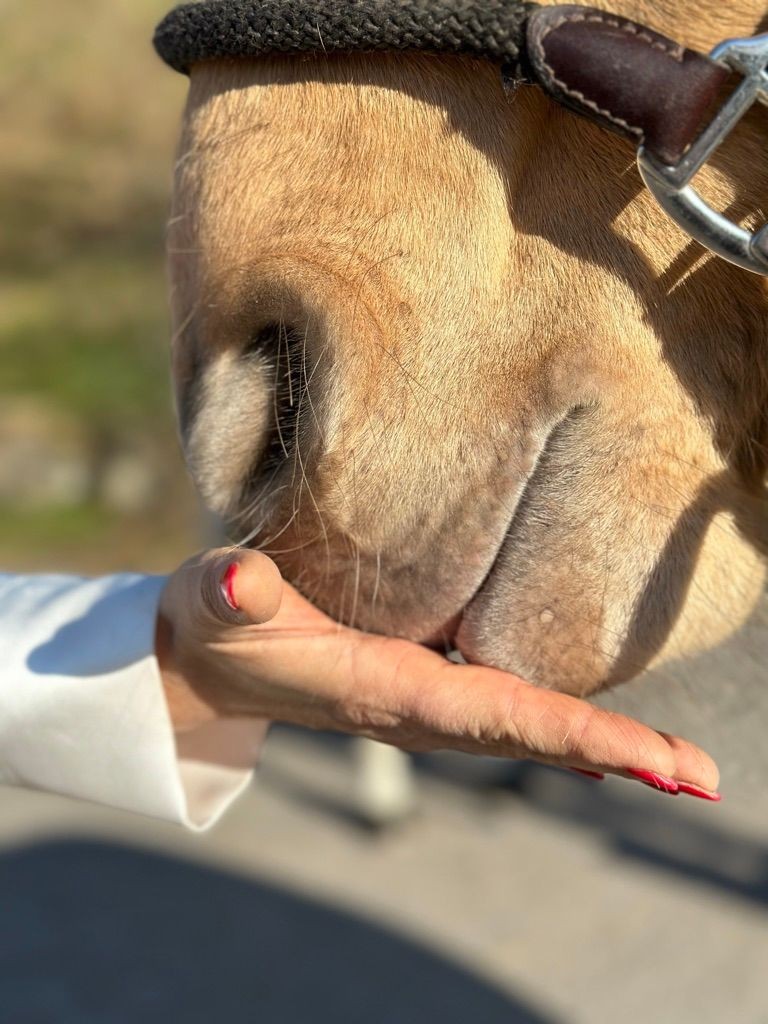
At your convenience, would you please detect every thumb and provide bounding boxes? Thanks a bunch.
[196,548,284,629]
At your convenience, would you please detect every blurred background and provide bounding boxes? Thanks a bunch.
[1,3,767,1023]
[0,0,198,575]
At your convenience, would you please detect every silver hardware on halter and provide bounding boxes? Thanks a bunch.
[637,32,768,275]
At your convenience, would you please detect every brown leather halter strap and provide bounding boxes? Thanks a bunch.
[526,5,732,166]
[525,6,768,273]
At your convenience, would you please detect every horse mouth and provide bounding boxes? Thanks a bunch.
[421,410,578,657]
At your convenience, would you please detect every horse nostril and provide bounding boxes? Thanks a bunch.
[243,322,307,474]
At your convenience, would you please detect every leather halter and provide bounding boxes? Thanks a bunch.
[155,1,768,274]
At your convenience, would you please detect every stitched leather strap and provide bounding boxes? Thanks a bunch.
[526,4,732,165]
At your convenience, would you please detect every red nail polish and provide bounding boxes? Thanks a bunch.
[569,768,605,780]
[627,768,679,795]
[221,563,240,611]
[677,782,722,802]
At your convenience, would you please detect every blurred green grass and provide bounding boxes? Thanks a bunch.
[1,297,169,430]
[1,0,202,573]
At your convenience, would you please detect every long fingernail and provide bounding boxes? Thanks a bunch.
[627,768,679,795]
[569,768,605,780]
[221,563,240,611]
[677,782,722,802]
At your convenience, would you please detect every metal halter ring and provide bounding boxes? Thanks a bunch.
[638,32,768,275]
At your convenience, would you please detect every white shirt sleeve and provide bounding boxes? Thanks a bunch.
[0,573,269,829]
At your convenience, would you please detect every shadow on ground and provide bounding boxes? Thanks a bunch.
[262,728,768,912]
[0,839,557,1024]
[503,763,768,908]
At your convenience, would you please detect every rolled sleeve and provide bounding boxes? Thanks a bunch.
[0,573,267,829]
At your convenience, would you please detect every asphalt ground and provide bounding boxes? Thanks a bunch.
[3,500,763,1024]
[1,656,766,1024]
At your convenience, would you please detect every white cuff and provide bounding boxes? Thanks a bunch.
[0,573,268,829]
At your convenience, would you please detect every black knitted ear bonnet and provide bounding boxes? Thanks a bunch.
[154,0,533,77]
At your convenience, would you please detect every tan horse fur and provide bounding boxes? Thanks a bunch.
[168,0,768,698]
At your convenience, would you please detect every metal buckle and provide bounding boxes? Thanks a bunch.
[637,33,768,275]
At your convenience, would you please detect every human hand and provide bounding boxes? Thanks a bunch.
[156,549,721,800]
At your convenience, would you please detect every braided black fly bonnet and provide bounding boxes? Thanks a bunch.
[154,1,768,274]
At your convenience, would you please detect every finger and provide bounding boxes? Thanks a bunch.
[196,548,283,629]
[657,731,720,792]
[458,672,717,790]
[413,662,720,791]
[303,630,720,791]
